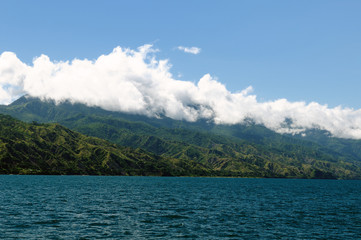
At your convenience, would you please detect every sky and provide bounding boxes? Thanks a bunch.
[1,0,361,138]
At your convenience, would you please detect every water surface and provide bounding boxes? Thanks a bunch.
[0,176,360,239]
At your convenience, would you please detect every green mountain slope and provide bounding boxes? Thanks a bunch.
[1,96,361,179]
[290,129,361,161]
[0,114,209,176]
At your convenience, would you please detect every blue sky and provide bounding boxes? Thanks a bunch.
[1,0,361,109]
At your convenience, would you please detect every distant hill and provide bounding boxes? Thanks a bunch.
[1,96,361,179]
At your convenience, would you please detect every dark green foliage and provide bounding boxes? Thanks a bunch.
[1,96,361,179]
[0,114,210,176]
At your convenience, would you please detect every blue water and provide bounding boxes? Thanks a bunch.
[0,176,360,239]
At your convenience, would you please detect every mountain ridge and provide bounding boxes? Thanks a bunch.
[0,114,210,176]
[1,96,361,179]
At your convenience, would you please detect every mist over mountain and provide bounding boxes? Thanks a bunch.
[1,46,361,139]
[1,96,361,179]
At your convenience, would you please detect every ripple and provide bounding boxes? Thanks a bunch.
[161,214,189,219]
[33,219,61,225]
[1,176,361,239]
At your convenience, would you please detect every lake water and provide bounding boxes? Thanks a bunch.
[0,176,360,239]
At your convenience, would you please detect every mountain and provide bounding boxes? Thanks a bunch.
[290,129,361,161]
[1,96,361,179]
[0,114,210,176]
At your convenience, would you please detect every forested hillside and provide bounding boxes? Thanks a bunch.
[1,96,361,179]
[0,114,209,176]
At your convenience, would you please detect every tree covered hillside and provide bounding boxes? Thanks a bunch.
[0,114,209,176]
[1,97,361,179]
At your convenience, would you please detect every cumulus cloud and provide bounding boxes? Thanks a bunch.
[1,45,361,139]
[177,46,201,55]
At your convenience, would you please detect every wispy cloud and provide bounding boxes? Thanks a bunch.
[177,46,201,55]
[1,45,361,139]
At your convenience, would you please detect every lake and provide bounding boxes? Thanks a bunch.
[0,176,360,239]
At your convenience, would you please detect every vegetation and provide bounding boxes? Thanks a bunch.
[0,114,210,176]
[1,96,361,179]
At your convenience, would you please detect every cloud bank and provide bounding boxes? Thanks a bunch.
[177,46,201,55]
[1,45,361,139]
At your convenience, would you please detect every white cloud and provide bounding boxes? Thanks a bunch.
[177,46,201,55]
[1,45,361,139]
